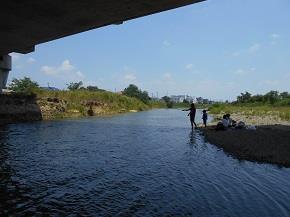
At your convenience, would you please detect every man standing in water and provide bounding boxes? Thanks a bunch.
[182,103,198,130]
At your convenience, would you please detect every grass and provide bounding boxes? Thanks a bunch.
[36,89,150,112]
[34,89,167,117]
[209,103,290,121]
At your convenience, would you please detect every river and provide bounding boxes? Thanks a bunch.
[1,109,290,216]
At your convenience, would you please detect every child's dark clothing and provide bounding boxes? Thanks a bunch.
[202,112,208,127]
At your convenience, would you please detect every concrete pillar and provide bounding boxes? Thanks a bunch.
[0,55,11,93]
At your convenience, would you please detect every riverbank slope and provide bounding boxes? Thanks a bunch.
[202,125,290,167]
[0,90,164,124]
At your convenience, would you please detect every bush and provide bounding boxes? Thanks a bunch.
[67,81,83,90]
[8,77,39,94]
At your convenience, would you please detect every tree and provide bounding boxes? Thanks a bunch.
[162,96,174,108]
[123,84,139,98]
[183,99,189,104]
[8,77,39,93]
[264,91,279,104]
[67,81,83,91]
[251,94,264,103]
[123,84,150,104]
[139,90,150,104]
[162,96,171,103]
[280,92,289,99]
[237,91,252,103]
[86,86,99,91]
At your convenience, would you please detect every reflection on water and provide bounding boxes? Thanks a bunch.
[1,109,290,216]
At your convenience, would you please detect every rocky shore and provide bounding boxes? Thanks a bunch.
[217,113,290,126]
[202,125,290,167]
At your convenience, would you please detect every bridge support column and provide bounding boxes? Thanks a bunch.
[0,54,11,93]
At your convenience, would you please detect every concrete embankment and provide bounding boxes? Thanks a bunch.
[202,125,290,167]
[0,94,42,123]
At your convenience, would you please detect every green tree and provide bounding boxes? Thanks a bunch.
[183,99,189,104]
[123,84,150,104]
[139,90,150,104]
[264,91,279,104]
[162,96,171,103]
[161,96,174,108]
[237,91,252,103]
[8,77,39,93]
[280,91,289,99]
[251,94,264,103]
[67,81,83,91]
[86,86,99,91]
[123,84,139,98]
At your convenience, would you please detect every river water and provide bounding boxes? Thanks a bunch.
[0,109,290,216]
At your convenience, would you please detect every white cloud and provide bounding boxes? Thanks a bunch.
[41,66,56,75]
[234,69,247,76]
[163,73,176,85]
[232,52,240,57]
[27,57,36,64]
[163,40,171,46]
[60,59,74,71]
[41,59,84,82]
[270,33,280,45]
[124,73,136,82]
[185,64,193,70]
[76,71,85,78]
[248,43,261,53]
[234,67,256,76]
[120,66,139,84]
[260,80,279,85]
[163,73,172,81]
[271,33,280,40]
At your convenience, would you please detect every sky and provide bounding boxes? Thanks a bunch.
[9,0,290,101]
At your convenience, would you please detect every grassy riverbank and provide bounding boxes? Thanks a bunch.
[37,89,148,111]
[34,89,167,119]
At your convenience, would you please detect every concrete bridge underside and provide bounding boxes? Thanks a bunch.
[0,0,205,91]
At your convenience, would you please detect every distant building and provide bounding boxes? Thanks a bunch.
[196,97,215,104]
[170,95,195,103]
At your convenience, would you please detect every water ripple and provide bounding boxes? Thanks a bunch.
[1,109,290,216]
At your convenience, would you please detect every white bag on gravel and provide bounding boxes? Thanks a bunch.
[246,125,257,130]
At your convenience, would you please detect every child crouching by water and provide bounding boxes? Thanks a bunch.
[202,110,208,128]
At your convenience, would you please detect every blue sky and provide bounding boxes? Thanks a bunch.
[9,0,290,101]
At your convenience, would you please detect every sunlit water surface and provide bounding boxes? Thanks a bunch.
[0,109,290,216]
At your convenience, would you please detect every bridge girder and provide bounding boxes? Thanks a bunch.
[0,0,205,55]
